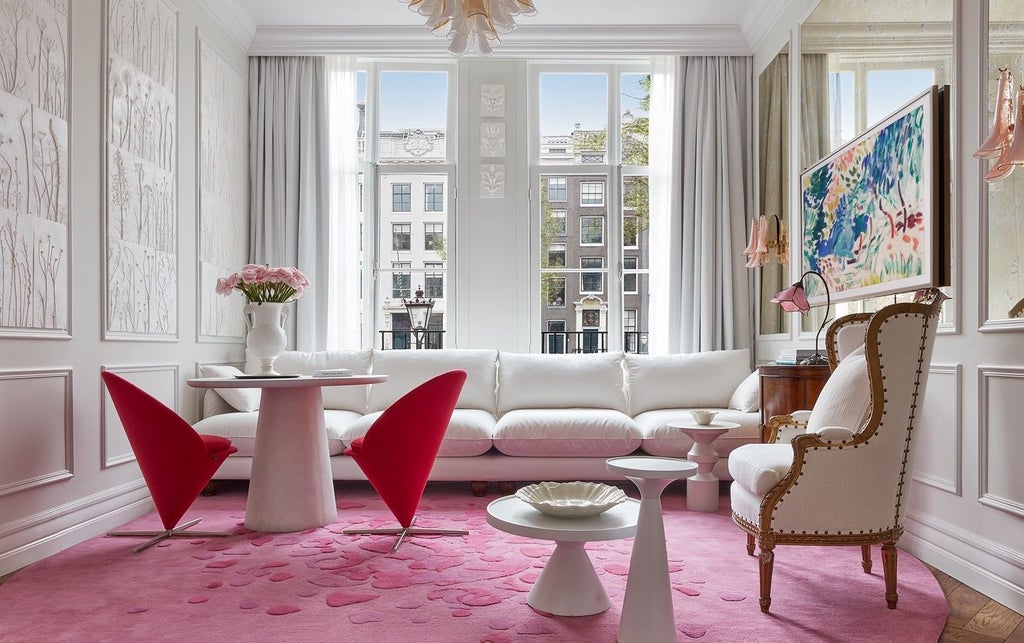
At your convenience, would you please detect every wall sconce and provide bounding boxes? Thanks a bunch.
[743,214,788,268]
[976,67,1024,182]
[771,270,832,365]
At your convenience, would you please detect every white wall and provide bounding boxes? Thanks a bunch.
[753,0,1024,614]
[0,0,246,576]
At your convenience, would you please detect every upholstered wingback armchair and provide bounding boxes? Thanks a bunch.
[728,291,944,613]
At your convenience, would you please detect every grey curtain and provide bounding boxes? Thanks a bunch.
[799,53,830,334]
[758,52,789,335]
[249,56,329,350]
[665,56,755,353]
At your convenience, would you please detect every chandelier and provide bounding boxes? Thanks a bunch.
[976,67,1024,182]
[401,0,537,55]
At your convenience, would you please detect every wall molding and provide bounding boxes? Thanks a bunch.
[100,364,179,469]
[196,0,254,50]
[0,369,74,498]
[912,364,962,495]
[978,366,1024,519]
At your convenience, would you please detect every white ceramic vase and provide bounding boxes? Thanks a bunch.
[245,302,289,376]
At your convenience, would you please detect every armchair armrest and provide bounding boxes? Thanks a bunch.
[816,426,857,443]
[765,410,811,444]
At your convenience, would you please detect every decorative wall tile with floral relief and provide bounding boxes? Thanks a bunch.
[481,122,506,158]
[480,164,505,199]
[480,84,505,117]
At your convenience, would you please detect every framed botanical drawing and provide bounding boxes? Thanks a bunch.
[103,0,178,340]
[799,86,950,306]
[0,1,70,338]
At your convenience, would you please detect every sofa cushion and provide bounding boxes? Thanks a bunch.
[806,345,870,435]
[497,352,627,414]
[729,370,760,412]
[192,409,361,457]
[728,443,794,496]
[493,408,641,457]
[369,349,497,413]
[250,350,373,412]
[625,349,751,414]
[198,364,259,412]
[341,409,495,457]
[635,408,761,458]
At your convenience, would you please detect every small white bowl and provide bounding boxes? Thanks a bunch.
[691,409,718,425]
[515,481,628,518]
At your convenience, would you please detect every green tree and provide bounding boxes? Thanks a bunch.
[621,75,650,238]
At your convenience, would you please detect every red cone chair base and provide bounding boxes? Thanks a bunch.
[343,515,469,553]
[106,517,233,555]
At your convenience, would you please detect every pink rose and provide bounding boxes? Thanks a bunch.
[215,273,239,295]
[240,264,269,283]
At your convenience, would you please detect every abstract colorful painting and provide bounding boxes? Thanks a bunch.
[800,86,948,305]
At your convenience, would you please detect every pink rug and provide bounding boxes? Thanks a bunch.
[0,482,946,642]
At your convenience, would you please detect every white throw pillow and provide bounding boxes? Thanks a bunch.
[729,370,760,412]
[198,364,260,413]
[806,345,871,435]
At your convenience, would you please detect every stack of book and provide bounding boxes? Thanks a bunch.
[776,349,798,365]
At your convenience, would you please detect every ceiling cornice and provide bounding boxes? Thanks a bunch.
[740,0,792,53]
[198,0,256,50]
[801,22,953,56]
[248,25,753,58]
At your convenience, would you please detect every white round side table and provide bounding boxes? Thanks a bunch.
[667,420,740,512]
[486,495,640,616]
[606,456,698,643]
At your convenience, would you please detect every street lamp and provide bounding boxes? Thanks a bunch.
[403,286,435,350]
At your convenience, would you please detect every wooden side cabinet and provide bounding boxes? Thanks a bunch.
[758,364,831,441]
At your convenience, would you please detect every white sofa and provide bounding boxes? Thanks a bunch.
[194,348,763,485]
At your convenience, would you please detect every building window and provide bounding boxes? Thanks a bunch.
[581,257,603,294]
[623,256,638,293]
[580,216,604,245]
[550,210,566,236]
[392,183,412,212]
[424,262,444,298]
[548,243,566,268]
[624,215,638,247]
[392,262,411,299]
[581,153,604,164]
[547,176,567,202]
[424,222,443,251]
[545,276,566,307]
[580,181,604,206]
[392,223,411,251]
[425,183,444,211]
[548,148,566,154]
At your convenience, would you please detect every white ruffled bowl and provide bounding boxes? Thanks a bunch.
[515,481,628,518]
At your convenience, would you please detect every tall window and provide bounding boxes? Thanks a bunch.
[580,257,603,294]
[424,262,444,298]
[580,216,604,245]
[547,177,567,201]
[580,181,604,206]
[551,210,567,236]
[392,262,411,298]
[424,183,444,211]
[392,223,411,251]
[623,257,638,293]
[548,243,566,267]
[392,184,412,212]
[424,222,443,251]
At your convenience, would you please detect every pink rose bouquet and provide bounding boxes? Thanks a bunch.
[216,264,309,303]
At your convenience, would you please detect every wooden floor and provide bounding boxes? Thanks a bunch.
[1,559,1021,640]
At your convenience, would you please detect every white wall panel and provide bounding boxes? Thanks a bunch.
[979,367,1024,518]
[913,364,962,495]
[0,369,73,497]
[101,365,179,468]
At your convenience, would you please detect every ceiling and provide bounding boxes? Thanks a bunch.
[235,0,768,28]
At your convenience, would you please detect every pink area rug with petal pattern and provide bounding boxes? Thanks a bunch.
[0,482,946,642]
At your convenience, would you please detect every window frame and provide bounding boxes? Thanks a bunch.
[424,182,444,212]
[580,181,605,207]
[579,215,605,246]
[391,183,412,212]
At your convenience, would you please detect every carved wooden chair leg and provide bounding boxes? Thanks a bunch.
[746,533,755,556]
[469,481,489,497]
[758,541,775,613]
[496,481,517,494]
[201,480,222,497]
[881,541,899,609]
[861,544,873,573]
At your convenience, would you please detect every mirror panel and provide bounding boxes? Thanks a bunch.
[758,43,790,336]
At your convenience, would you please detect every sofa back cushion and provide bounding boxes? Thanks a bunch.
[625,349,751,414]
[250,349,373,412]
[368,349,497,413]
[497,351,627,414]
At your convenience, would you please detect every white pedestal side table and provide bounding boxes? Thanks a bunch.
[606,456,698,643]
[667,421,740,512]
[188,374,386,532]
[486,494,640,616]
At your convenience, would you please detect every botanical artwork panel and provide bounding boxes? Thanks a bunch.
[480,83,505,117]
[799,86,947,305]
[197,36,246,341]
[480,164,505,199]
[105,0,177,338]
[0,0,70,336]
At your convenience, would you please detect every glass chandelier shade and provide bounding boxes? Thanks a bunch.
[401,0,537,55]
[977,67,1024,182]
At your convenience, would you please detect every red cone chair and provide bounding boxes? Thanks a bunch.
[343,370,468,552]
[102,371,238,554]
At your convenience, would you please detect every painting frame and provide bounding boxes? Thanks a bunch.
[799,85,950,306]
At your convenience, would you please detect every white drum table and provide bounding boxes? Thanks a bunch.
[486,494,640,616]
[667,421,740,512]
[187,374,387,532]
[606,456,698,643]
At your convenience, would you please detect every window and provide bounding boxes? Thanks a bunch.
[549,148,566,154]
[580,257,603,294]
[424,262,444,298]
[581,153,604,164]
[424,222,443,251]
[548,243,566,267]
[550,210,566,236]
[424,183,444,211]
[392,223,411,251]
[580,181,604,206]
[623,215,638,247]
[545,275,566,307]
[547,177,567,202]
[580,216,604,245]
[623,256,638,293]
[392,262,411,299]
[392,183,412,212]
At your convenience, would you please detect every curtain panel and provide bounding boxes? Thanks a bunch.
[249,56,329,351]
